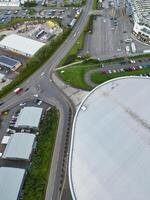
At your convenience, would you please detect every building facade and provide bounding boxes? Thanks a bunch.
[125,0,150,44]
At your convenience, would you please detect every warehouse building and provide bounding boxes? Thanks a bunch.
[0,55,21,71]
[2,133,36,161]
[0,34,45,57]
[69,77,150,200]
[0,167,25,200]
[15,107,43,129]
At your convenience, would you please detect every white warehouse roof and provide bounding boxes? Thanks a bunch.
[3,133,36,160]
[15,107,43,128]
[0,34,45,57]
[0,167,25,200]
[69,77,150,200]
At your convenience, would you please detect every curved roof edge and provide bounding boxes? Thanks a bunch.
[68,76,149,200]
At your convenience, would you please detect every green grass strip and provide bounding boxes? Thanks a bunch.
[23,107,59,200]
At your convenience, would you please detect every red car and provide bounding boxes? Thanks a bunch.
[14,87,23,94]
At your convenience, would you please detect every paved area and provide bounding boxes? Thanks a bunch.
[82,0,150,60]
[52,73,88,108]
[84,15,150,60]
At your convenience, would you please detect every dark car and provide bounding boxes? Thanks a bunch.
[0,102,4,106]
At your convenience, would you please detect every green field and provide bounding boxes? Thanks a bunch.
[57,61,99,90]
[57,58,150,90]
[23,107,59,200]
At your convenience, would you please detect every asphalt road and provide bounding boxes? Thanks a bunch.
[0,0,93,199]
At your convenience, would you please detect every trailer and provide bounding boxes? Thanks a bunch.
[143,49,150,54]
[131,42,136,53]
[69,19,77,28]
[125,46,130,53]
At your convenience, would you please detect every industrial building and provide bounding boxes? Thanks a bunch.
[0,0,20,6]
[2,133,36,161]
[125,0,150,43]
[69,77,150,200]
[0,34,45,57]
[0,55,21,71]
[0,167,25,200]
[15,106,43,129]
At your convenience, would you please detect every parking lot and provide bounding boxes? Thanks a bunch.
[100,58,150,74]
[82,0,150,60]
[47,0,84,6]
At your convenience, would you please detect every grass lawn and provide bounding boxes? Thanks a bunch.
[91,67,150,84]
[57,58,150,90]
[57,62,99,90]
[23,107,59,200]
[92,0,97,9]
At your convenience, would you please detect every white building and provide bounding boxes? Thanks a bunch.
[125,0,150,43]
[15,106,43,129]
[0,167,25,200]
[0,34,45,57]
[0,0,20,6]
[69,77,150,200]
[2,133,36,161]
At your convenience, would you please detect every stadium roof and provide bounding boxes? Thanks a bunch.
[0,55,21,69]
[0,167,25,200]
[69,77,150,200]
[3,133,36,160]
[0,34,45,56]
[15,107,43,128]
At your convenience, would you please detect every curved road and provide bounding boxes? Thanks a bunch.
[0,0,93,199]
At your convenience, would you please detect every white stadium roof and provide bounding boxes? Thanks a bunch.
[69,77,150,200]
[15,107,43,128]
[0,167,25,200]
[0,34,45,56]
[3,133,36,160]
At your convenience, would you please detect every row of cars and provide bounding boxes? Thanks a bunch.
[7,112,19,134]
[101,65,144,74]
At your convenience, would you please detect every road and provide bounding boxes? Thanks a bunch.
[0,0,93,199]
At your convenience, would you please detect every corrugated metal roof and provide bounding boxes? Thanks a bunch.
[3,133,36,160]
[0,34,45,56]
[0,167,25,200]
[15,107,43,128]
[69,77,150,200]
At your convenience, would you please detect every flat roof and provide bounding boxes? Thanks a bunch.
[0,167,25,200]
[0,55,20,69]
[0,34,45,56]
[3,133,36,160]
[69,77,150,200]
[1,136,10,144]
[15,107,43,128]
